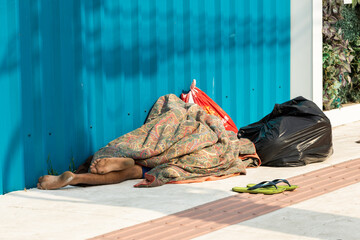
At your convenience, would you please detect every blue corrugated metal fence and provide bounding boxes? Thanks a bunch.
[0,0,290,194]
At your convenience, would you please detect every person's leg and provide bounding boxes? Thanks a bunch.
[89,157,135,174]
[37,164,142,190]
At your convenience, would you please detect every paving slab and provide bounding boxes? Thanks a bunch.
[194,182,360,240]
[0,121,359,240]
[91,158,360,240]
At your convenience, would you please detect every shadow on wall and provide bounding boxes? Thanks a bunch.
[0,35,19,78]
[0,0,290,193]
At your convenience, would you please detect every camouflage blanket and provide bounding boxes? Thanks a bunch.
[93,94,260,187]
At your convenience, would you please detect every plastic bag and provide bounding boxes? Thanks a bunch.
[237,96,333,167]
[181,79,238,133]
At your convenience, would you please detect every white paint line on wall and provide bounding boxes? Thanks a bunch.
[312,0,323,108]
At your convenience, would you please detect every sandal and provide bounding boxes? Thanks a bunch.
[232,181,286,195]
[247,179,298,191]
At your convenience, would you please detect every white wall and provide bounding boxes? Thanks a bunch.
[290,0,312,101]
[290,0,322,108]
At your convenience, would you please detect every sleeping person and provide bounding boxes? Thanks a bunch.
[37,94,259,190]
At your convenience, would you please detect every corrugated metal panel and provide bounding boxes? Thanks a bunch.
[0,0,290,194]
[0,0,25,194]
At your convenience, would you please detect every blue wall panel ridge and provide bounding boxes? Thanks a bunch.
[0,0,290,194]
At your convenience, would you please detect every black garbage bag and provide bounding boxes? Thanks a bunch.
[238,97,333,167]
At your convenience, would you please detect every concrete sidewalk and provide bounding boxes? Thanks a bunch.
[1,121,360,240]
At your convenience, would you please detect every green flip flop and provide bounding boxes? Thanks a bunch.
[232,181,286,195]
[247,179,298,191]
[232,186,285,195]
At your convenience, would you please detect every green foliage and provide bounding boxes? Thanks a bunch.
[335,5,360,42]
[46,155,77,175]
[339,37,360,104]
[334,4,360,105]
[69,156,77,173]
[323,0,355,110]
[352,0,360,8]
[323,0,344,44]
[323,43,353,109]
[351,37,360,74]
[47,155,59,176]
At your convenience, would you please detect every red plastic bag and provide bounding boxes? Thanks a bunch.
[181,80,238,133]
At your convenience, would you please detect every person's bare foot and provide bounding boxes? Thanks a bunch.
[37,171,75,190]
[89,157,135,174]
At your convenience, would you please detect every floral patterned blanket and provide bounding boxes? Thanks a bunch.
[93,94,260,187]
